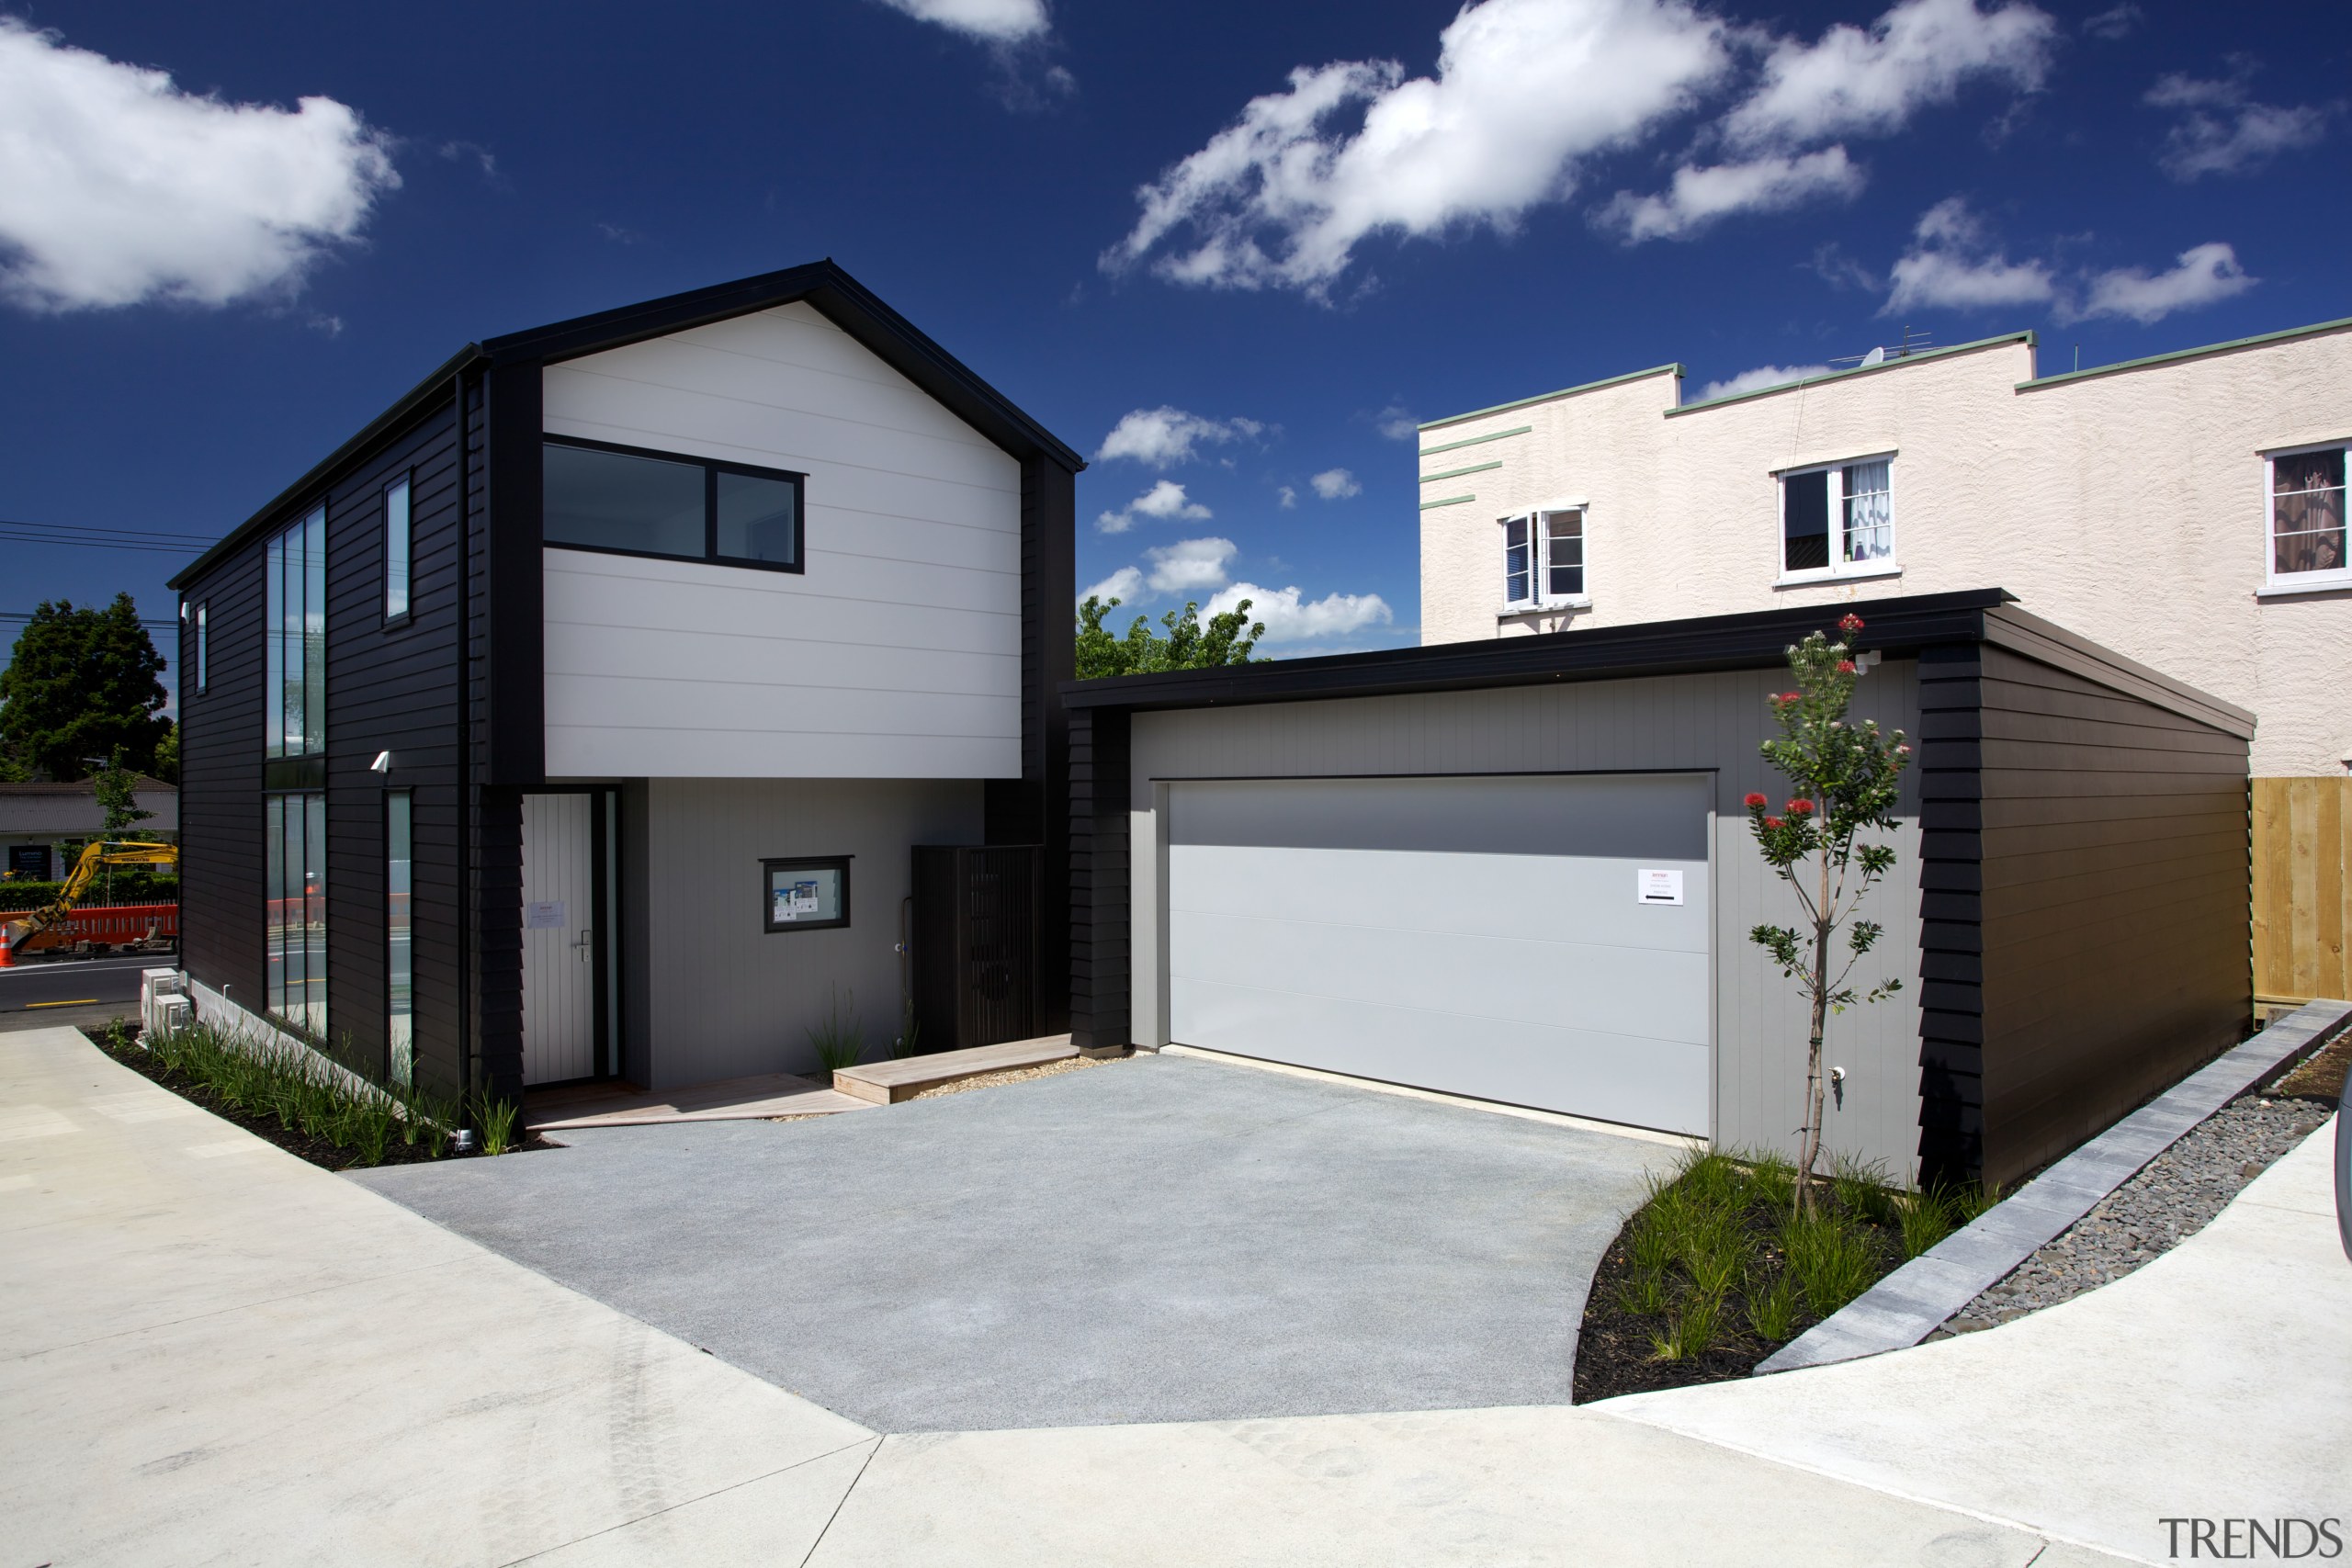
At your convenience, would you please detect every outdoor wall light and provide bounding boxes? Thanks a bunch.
[370,751,392,774]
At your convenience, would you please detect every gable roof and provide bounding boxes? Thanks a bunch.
[171,259,1081,590]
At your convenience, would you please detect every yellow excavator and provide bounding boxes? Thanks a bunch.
[0,840,179,963]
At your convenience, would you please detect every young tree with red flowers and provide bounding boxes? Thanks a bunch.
[1746,613,1913,1212]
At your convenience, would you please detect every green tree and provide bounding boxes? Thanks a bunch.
[1076,595,1266,679]
[0,596,169,781]
[95,750,156,832]
[151,721,180,785]
[1743,613,1912,1212]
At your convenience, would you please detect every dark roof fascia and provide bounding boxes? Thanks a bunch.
[1982,604,2254,738]
[1061,589,2017,714]
[167,344,482,591]
[482,258,1087,473]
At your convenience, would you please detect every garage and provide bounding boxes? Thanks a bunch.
[1167,773,1712,1134]
[1067,591,2256,1187]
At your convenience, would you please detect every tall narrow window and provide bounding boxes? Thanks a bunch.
[387,790,413,1087]
[1781,459,1895,579]
[264,505,327,1038]
[266,791,328,1038]
[194,602,208,694]
[2268,446,2349,587]
[1543,510,1584,599]
[384,474,413,622]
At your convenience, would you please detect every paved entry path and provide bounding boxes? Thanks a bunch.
[4,1024,2156,1565]
[356,1052,1674,1432]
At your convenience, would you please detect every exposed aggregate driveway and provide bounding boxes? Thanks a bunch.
[352,1051,1671,1432]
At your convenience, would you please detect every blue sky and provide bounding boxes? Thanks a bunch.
[3,0,2346,698]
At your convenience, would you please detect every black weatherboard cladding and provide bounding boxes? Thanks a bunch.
[1063,591,2254,1182]
[175,538,265,1007]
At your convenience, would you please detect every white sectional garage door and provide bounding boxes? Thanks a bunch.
[1168,773,1712,1134]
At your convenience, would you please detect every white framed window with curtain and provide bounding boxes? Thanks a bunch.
[1778,456,1896,581]
[1500,508,1589,611]
[2265,443,2350,591]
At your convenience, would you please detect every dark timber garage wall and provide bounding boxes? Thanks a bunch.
[1068,590,2254,1187]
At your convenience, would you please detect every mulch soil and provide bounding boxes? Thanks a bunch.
[81,1021,555,1172]
[1571,1200,1906,1404]
[2270,1029,2350,1104]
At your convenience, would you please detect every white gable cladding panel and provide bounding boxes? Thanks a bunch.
[541,301,1023,779]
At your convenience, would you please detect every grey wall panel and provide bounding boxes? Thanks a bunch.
[639,776,983,1088]
[1130,661,1928,1176]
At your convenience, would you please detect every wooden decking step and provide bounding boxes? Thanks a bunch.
[832,1034,1077,1105]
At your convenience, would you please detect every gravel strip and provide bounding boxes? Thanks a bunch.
[1941,1095,2332,1334]
[906,1053,1111,1100]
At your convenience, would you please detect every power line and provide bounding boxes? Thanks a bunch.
[1,517,214,556]
[1,517,214,542]
[0,612,178,630]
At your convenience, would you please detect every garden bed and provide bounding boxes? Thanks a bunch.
[1572,1146,1986,1403]
[84,1018,551,1171]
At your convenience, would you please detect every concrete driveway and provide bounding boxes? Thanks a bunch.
[353,1052,1673,1432]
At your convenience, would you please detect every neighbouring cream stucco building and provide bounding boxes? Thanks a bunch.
[1418,316,2352,780]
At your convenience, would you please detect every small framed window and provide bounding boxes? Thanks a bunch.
[384,474,413,622]
[763,856,851,933]
[1501,508,1588,610]
[545,436,805,573]
[2267,444,2349,590]
[193,601,209,694]
[1779,457,1895,581]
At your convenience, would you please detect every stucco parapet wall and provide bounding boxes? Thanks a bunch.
[2014,311,2352,393]
[1756,997,2352,1375]
[1664,332,2037,419]
[1419,365,1683,435]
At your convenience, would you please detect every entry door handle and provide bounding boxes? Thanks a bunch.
[573,927,593,964]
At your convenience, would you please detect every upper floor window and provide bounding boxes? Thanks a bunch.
[193,601,208,694]
[2268,445,2348,589]
[266,505,325,761]
[1502,508,1585,611]
[1781,457,1894,581]
[544,437,804,572]
[384,473,413,622]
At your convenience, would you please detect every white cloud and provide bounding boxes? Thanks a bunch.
[1080,567,1143,605]
[1310,468,1362,500]
[1374,403,1420,441]
[1207,581,1395,642]
[1883,197,2055,314]
[1096,406,1266,467]
[1146,536,1239,593]
[1600,148,1863,242]
[2146,69,2328,182]
[1696,363,1836,400]
[0,19,400,312]
[1095,479,1212,535]
[1102,0,1732,296]
[1277,485,1299,509]
[2078,243,2255,323]
[1724,0,2058,152]
[2081,4,2141,40]
[874,0,1048,42]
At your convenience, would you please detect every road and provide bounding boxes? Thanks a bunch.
[0,953,151,1014]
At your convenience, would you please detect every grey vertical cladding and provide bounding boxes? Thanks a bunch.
[1970,644,2249,1188]
[177,538,266,1007]
[1069,705,1131,1052]
[1914,643,1986,1187]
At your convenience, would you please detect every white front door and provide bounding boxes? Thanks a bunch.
[521,793,598,1085]
[1167,773,1713,1134]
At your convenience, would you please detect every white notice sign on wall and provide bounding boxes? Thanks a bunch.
[1637,869,1684,906]
[526,900,566,930]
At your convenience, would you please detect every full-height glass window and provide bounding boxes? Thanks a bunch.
[387,790,413,1087]
[384,474,413,622]
[266,791,328,1037]
[265,505,327,1037]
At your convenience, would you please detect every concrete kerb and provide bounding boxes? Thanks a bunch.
[1758,997,2352,1374]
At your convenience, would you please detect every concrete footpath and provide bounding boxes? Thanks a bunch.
[12,1022,2328,1565]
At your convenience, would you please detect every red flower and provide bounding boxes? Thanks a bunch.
[1837,659,1857,674]
[1838,613,1865,633]
[1744,792,1769,809]
[1773,690,1801,705]
[1787,798,1815,817]
[1763,817,1785,830]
